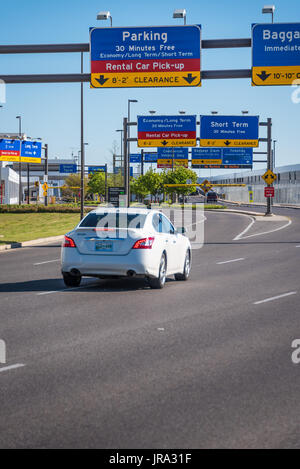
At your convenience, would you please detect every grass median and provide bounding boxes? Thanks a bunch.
[0,212,81,245]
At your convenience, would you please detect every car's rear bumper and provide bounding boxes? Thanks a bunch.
[61,248,158,278]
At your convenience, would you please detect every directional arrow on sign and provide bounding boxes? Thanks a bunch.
[96,75,109,85]
[161,140,168,146]
[224,140,231,146]
[183,73,197,84]
[256,70,271,82]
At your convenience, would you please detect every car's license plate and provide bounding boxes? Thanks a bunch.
[95,240,113,251]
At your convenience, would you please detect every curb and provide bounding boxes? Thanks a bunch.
[0,235,64,252]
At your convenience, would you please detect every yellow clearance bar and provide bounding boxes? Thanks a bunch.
[91,71,201,88]
[173,159,188,167]
[200,139,259,148]
[157,159,172,166]
[139,139,196,148]
[252,66,300,86]
[192,159,222,165]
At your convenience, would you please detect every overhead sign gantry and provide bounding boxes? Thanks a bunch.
[90,25,201,88]
[137,115,197,147]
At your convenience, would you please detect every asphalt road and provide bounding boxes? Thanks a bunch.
[0,208,299,449]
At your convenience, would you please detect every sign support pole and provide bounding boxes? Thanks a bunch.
[123,117,129,207]
[141,149,144,176]
[105,163,108,203]
[27,164,30,204]
[80,52,85,220]
[44,144,48,206]
[265,118,272,216]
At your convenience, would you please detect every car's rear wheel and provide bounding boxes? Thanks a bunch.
[63,272,81,287]
[148,253,167,289]
[175,250,191,281]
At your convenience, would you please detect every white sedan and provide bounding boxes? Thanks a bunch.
[61,208,191,289]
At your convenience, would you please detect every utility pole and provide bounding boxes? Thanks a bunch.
[44,143,48,206]
[265,117,272,216]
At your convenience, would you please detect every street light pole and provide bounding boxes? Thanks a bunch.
[44,143,48,206]
[80,52,85,220]
[127,99,138,207]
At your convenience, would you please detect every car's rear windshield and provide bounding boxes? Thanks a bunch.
[79,212,147,229]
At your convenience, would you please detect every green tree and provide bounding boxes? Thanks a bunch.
[130,175,149,202]
[87,171,106,198]
[141,169,164,201]
[62,173,88,199]
[163,167,198,200]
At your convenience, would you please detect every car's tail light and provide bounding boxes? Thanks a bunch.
[132,237,155,249]
[63,236,76,248]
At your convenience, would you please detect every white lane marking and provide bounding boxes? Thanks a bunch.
[254,291,297,305]
[233,216,255,241]
[33,259,60,266]
[296,245,300,248]
[157,328,165,331]
[36,282,99,296]
[234,217,292,241]
[217,257,245,265]
[0,363,25,373]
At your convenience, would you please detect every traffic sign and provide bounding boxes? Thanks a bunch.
[200,115,259,147]
[262,169,277,186]
[88,166,106,175]
[144,154,157,162]
[20,141,42,163]
[130,154,142,163]
[264,186,275,198]
[108,186,125,207]
[90,25,201,88]
[42,182,48,191]
[0,139,20,162]
[157,147,188,159]
[137,115,197,147]
[157,158,173,169]
[191,147,253,168]
[59,164,77,174]
[199,179,213,194]
[252,23,300,86]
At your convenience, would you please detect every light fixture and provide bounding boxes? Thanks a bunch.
[173,9,187,25]
[262,5,275,23]
[97,11,112,27]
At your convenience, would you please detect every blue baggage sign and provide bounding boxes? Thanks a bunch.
[252,23,300,86]
[200,115,259,147]
[59,164,77,174]
[20,141,42,163]
[90,25,201,88]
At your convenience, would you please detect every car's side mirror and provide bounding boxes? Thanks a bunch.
[177,227,186,234]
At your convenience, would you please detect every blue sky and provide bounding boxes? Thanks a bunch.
[0,0,299,176]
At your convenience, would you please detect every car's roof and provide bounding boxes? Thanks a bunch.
[90,207,157,216]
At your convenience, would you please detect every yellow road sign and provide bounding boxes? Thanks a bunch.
[192,159,222,165]
[42,182,48,191]
[91,71,201,89]
[252,66,300,86]
[261,169,277,186]
[200,179,213,194]
[200,139,259,148]
[43,191,48,197]
[138,139,196,148]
